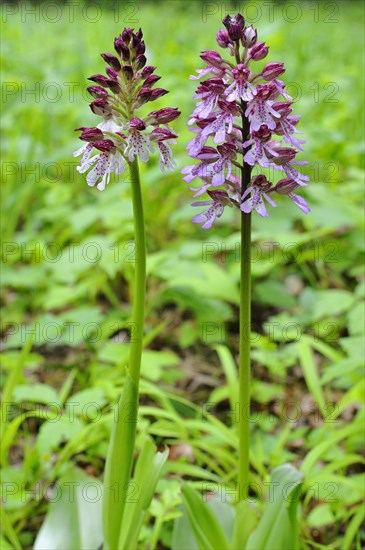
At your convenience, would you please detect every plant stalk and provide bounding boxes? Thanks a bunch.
[238,100,252,500]
[239,209,251,499]
[102,158,146,548]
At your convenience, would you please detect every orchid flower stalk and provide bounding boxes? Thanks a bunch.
[184,13,310,502]
[74,27,180,548]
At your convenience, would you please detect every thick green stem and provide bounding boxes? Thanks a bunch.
[102,158,146,549]
[128,158,147,386]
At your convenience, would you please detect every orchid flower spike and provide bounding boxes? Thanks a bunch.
[74,27,180,191]
[185,13,310,227]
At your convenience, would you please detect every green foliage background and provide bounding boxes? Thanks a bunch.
[1,1,364,548]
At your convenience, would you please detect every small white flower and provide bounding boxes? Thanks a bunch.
[125,130,154,162]
[76,150,125,191]
[157,142,176,174]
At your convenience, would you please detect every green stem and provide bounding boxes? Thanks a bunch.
[238,99,252,500]
[102,158,146,549]
[128,158,146,386]
[239,209,251,499]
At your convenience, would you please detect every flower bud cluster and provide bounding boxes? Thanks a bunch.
[74,27,180,190]
[183,13,309,228]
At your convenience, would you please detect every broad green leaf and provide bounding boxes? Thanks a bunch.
[172,507,198,550]
[232,500,258,549]
[180,484,230,549]
[246,464,303,550]
[307,504,335,528]
[34,467,103,550]
[66,387,107,419]
[102,372,138,550]
[12,383,60,406]
[36,416,84,458]
[117,438,169,549]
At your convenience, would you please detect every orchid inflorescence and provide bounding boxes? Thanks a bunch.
[183,13,310,229]
[74,27,180,190]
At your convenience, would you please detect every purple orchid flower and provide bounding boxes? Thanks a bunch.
[183,12,310,227]
[74,26,180,190]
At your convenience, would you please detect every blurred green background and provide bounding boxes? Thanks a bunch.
[1,1,364,548]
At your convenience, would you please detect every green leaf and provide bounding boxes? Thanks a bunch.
[172,507,198,550]
[342,504,365,550]
[12,384,60,406]
[301,423,361,476]
[214,345,239,412]
[302,289,355,321]
[297,341,326,417]
[232,500,258,549]
[36,416,84,458]
[180,484,231,550]
[347,301,365,335]
[246,464,303,550]
[66,388,107,419]
[307,504,335,528]
[117,438,169,549]
[102,372,138,549]
[34,467,103,550]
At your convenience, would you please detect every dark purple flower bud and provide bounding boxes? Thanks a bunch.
[135,87,152,105]
[121,65,134,81]
[135,54,147,70]
[150,128,178,142]
[141,66,156,79]
[262,62,285,81]
[114,36,128,58]
[216,29,232,48]
[200,77,226,94]
[272,101,293,116]
[200,50,229,69]
[105,69,117,82]
[145,107,181,125]
[136,41,146,55]
[136,28,143,40]
[149,88,169,101]
[93,139,115,152]
[122,28,133,43]
[242,25,257,48]
[274,178,299,194]
[129,117,146,130]
[90,98,112,116]
[251,174,272,191]
[251,125,272,142]
[101,53,121,72]
[217,143,237,158]
[223,14,245,41]
[87,85,109,98]
[270,147,297,164]
[195,146,218,160]
[207,189,231,205]
[114,38,130,61]
[130,33,140,51]
[75,127,104,142]
[106,79,121,94]
[143,74,161,87]
[250,42,269,61]
[88,74,109,86]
